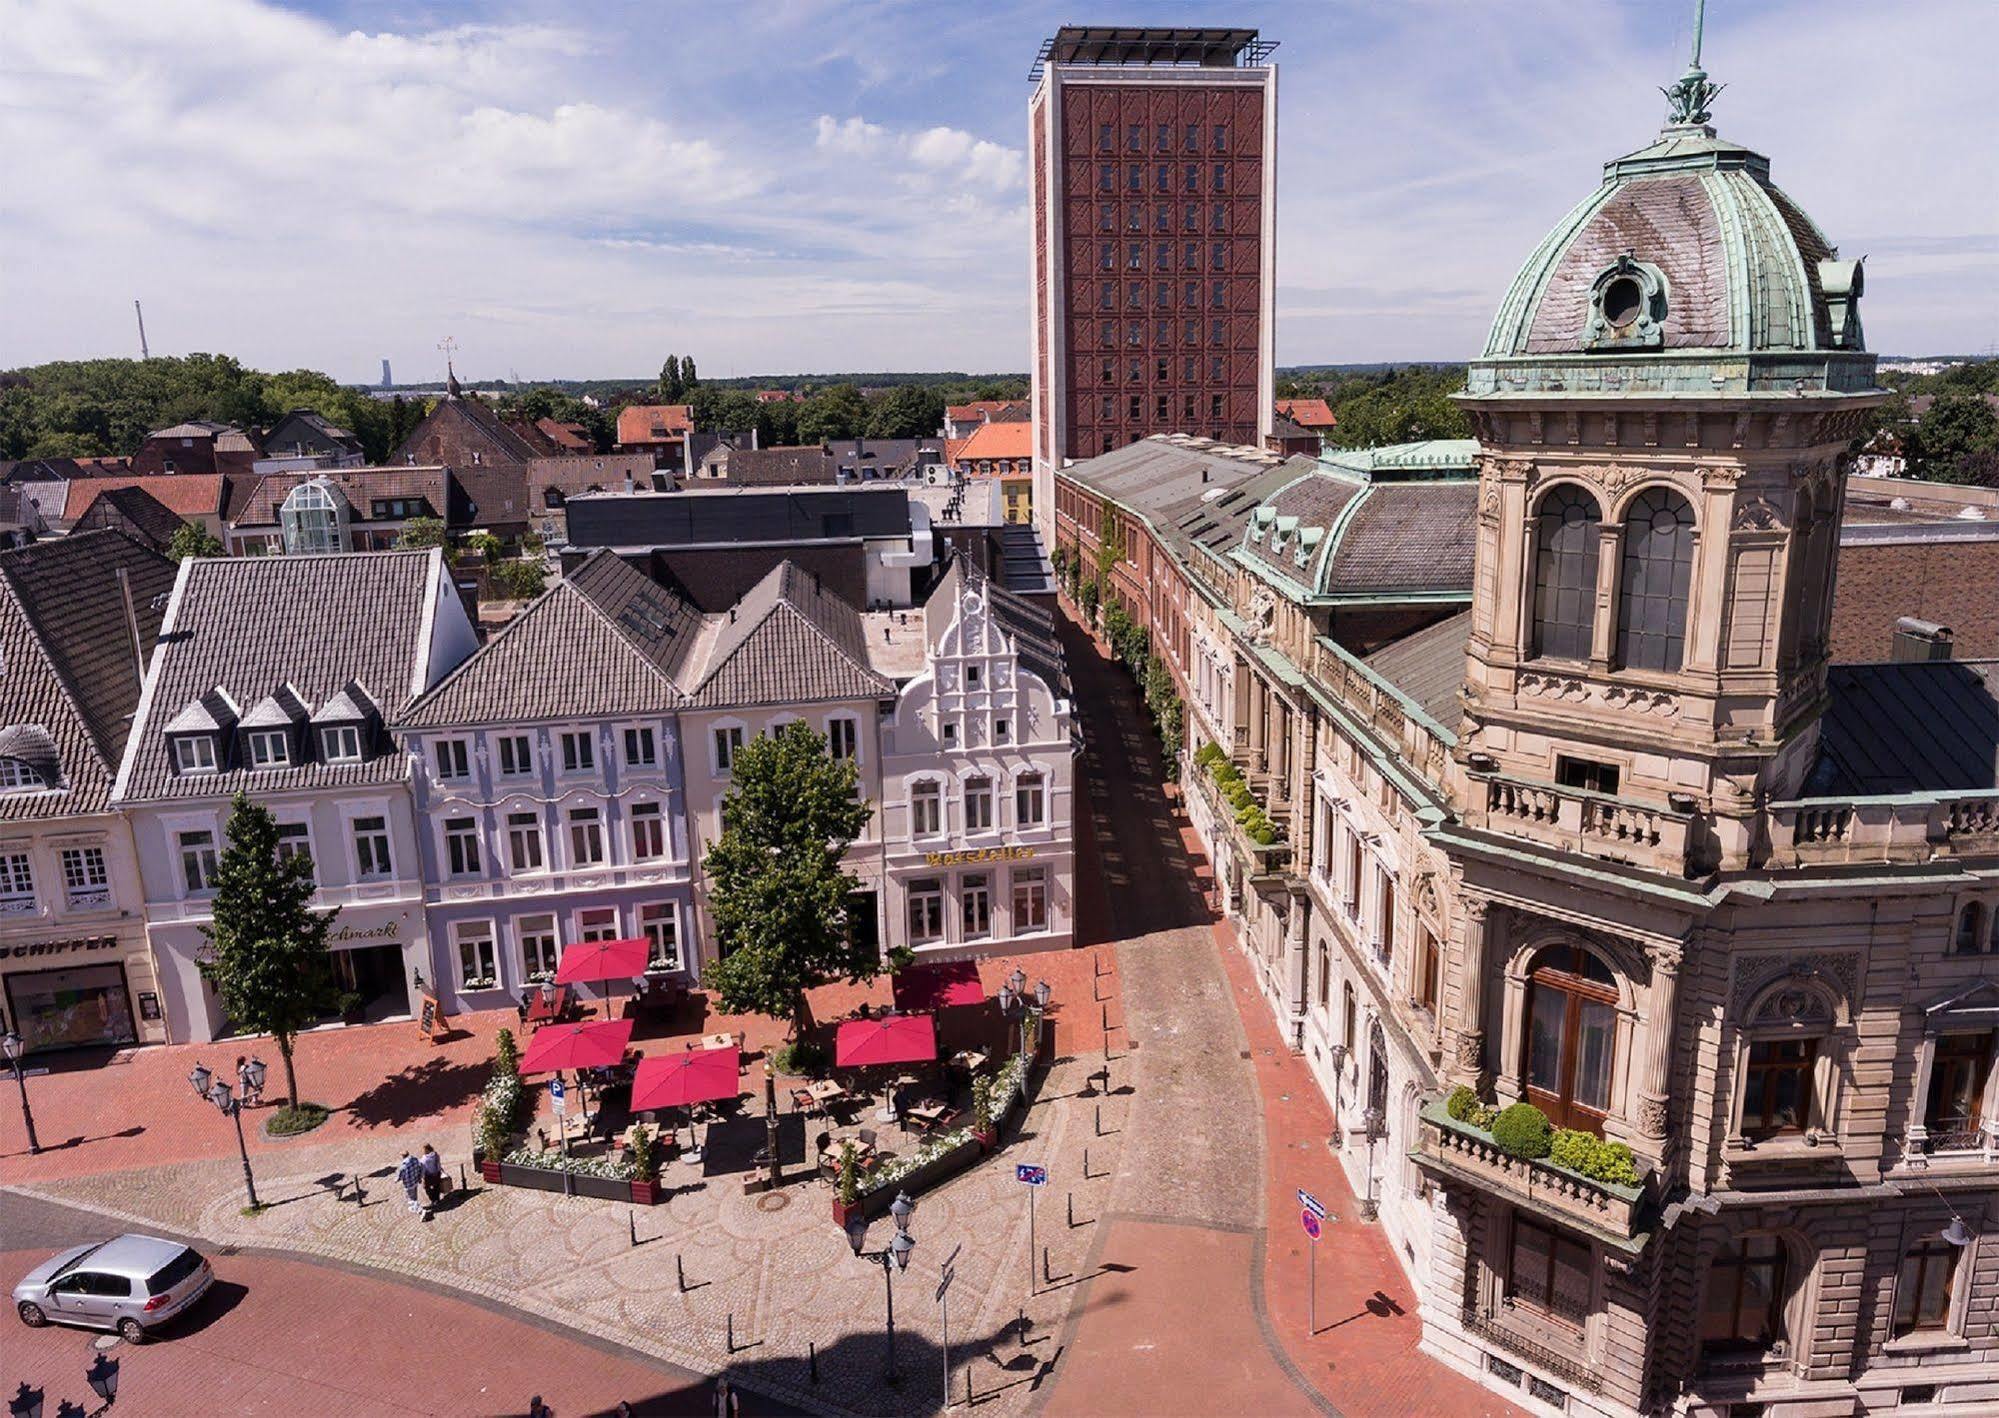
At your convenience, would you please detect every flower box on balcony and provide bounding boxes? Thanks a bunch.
[1414,1100,1650,1251]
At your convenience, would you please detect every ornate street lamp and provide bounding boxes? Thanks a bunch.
[3,1029,40,1155]
[85,1354,119,1406]
[8,1381,44,1418]
[847,1192,918,1383]
[1326,1043,1348,1147]
[189,1064,259,1209]
[996,976,1051,1102]
[1359,1105,1385,1222]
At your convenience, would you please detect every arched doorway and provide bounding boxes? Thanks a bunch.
[1524,944,1618,1133]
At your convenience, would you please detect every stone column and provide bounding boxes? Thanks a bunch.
[1452,895,1493,1088]
[1637,944,1683,1140]
[1287,887,1310,1040]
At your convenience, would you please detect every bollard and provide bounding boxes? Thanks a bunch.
[1042,1245,1049,1282]
[1067,1192,1074,1228]
[809,1340,819,1384]
[727,1311,735,1353]
[629,1210,638,1247]
[676,1253,686,1293]
[1083,1146,1090,1178]
[1018,1307,1029,1344]
[967,1362,974,1404]
[1095,1102,1102,1137]
[459,1162,468,1190]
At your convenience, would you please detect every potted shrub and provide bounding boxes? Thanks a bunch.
[1490,1102,1553,1160]
[625,1123,662,1204]
[337,990,367,1026]
[970,1075,998,1151]
[830,1141,862,1228]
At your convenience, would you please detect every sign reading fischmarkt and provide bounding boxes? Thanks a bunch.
[326,919,401,945]
[923,845,1038,868]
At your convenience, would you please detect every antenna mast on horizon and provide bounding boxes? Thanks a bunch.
[134,300,150,359]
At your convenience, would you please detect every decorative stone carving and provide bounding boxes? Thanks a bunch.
[1733,496,1786,531]
[1601,684,1679,716]
[1454,1031,1485,1071]
[1638,1093,1670,1138]
[1248,585,1276,645]
[1730,952,1860,1018]
[1517,670,1591,703]
[1699,464,1743,491]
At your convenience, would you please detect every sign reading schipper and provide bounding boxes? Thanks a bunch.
[1017,1162,1048,1300]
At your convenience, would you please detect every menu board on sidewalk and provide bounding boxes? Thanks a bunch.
[417,991,442,1042]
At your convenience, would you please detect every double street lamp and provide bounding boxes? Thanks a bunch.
[996,970,1051,1100]
[189,1060,261,1210]
[845,1191,917,1383]
[3,1029,39,1156]
[7,1356,117,1418]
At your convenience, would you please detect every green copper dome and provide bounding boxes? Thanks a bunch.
[1469,33,1878,400]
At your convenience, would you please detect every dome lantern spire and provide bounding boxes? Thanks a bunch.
[1660,0,1724,128]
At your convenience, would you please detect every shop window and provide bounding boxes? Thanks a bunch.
[1893,1233,1962,1337]
[352,816,393,879]
[1532,486,1603,662]
[1011,867,1047,932]
[1505,1214,1594,1329]
[630,802,665,862]
[908,879,944,943]
[1525,945,1618,1133]
[519,914,558,981]
[454,922,497,990]
[1699,1234,1789,1361]
[639,903,681,971]
[961,873,992,939]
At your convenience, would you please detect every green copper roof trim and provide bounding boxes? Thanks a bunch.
[1314,632,1460,745]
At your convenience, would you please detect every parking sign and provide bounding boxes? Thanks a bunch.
[1016,1163,1047,1186]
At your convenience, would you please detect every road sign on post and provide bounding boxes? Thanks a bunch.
[1017,1163,1046,1298]
[1016,1163,1048,1186]
[1301,1210,1321,1240]
[550,1078,567,1113]
[1297,1188,1325,1219]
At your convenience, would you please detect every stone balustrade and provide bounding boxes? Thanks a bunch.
[1766,789,1999,867]
[1471,774,1694,877]
[1414,1102,1648,1248]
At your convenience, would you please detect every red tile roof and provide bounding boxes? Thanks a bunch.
[947,400,1030,426]
[535,418,593,452]
[617,404,694,446]
[950,420,1033,468]
[61,474,227,522]
[1275,398,1337,431]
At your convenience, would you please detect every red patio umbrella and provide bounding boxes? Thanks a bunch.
[891,960,987,1013]
[556,937,650,985]
[630,1048,742,1112]
[835,1013,938,1068]
[519,1017,635,1075]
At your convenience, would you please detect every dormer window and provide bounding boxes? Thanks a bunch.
[321,725,362,763]
[0,758,44,791]
[245,729,291,769]
[174,736,218,774]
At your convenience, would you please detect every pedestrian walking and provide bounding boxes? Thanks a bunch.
[714,1374,739,1418]
[419,1143,444,1205]
[235,1055,265,1106]
[396,1150,426,1216]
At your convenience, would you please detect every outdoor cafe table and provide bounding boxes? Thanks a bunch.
[697,1032,737,1052]
[806,1079,848,1106]
[950,1049,989,1073]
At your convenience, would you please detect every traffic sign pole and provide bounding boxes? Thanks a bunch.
[1309,1229,1316,1335]
[1028,1178,1037,1296]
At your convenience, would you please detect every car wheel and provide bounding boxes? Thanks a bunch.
[17,1300,48,1327]
[117,1316,147,1344]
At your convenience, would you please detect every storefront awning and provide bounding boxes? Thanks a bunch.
[519,1018,635,1075]
[555,937,650,985]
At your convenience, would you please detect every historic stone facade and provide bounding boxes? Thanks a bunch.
[1053,41,1998,1418]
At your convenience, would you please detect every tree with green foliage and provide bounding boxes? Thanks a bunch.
[796,384,869,445]
[681,355,698,390]
[167,521,224,562]
[701,722,876,1038]
[395,516,448,550]
[866,384,945,440]
[198,794,339,1109]
[490,558,547,600]
[658,356,683,402]
[1906,393,1999,485]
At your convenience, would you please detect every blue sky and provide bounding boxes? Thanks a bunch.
[3,0,1993,383]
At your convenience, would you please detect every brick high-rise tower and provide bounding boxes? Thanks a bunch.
[1028,27,1278,543]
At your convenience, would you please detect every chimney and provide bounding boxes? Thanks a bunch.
[1891,617,1953,662]
[624,475,635,494]
[114,567,146,687]
[751,426,760,451]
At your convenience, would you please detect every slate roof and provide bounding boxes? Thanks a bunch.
[228,467,449,528]
[399,550,701,728]
[715,446,838,486]
[72,485,186,550]
[1809,660,1999,796]
[1362,611,1472,735]
[60,475,228,523]
[827,439,943,481]
[1323,482,1478,597]
[686,561,892,709]
[565,486,913,551]
[0,532,177,818]
[118,550,446,803]
[262,409,363,457]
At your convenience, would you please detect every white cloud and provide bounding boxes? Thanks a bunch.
[814,114,887,155]
[816,114,1025,191]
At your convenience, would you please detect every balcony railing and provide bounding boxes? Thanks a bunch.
[1413,1100,1649,1249]
[1471,774,1695,877]
[1767,790,1999,867]
[64,887,112,912]
[1188,759,1293,879]
[0,894,38,917]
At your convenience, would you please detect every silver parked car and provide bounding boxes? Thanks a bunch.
[13,1234,213,1342]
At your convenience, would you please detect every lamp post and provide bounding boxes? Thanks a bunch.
[846,1191,917,1384]
[190,1063,259,1209]
[996,972,1051,1103]
[85,1355,118,1412]
[1358,1105,1384,1222]
[1326,1043,1348,1148]
[9,1381,43,1418]
[3,1029,40,1155]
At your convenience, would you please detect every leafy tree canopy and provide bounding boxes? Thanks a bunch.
[1906,392,1999,486]
[167,521,224,562]
[796,384,870,445]
[197,793,339,1106]
[395,516,448,550]
[701,722,876,1033]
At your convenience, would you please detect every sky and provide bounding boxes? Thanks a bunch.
[3,0,1994,384]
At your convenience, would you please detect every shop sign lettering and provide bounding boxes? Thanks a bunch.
[327,920,401,945]
[1,935,121,960]
[922,845,1037,868]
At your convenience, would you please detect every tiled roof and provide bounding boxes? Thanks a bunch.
[946,400,1029,425]
[228,467,449,528]
[61,475,228,522]
[687,561,892,708]
[0,532,177,818]
[118,550,446,803]
[1323,482,1478,597]
[617,405,694,446]
[452,466,531,529]
[72,485,186,550]
[527,455,657,508]
[536,418,593,452]
[951,421,1033,465]
[147,420,237,441]
[715,446,837,486]
[1809,660,1999,797]
[1243,472,1362,584]
[1362,612,1471,734]
[1274,398,1336,430]
[399,551,701,728]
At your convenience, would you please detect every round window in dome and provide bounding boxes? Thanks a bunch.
[1602,276,1644,327]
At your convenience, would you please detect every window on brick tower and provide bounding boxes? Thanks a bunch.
[1129,395,1140,419]
[1099,283,1113,310]
[1184,395,1196,420]
[1184,203,1198,232]
[1154,206,1170,232]
[1128,360,1142,382]
[1156,121,1172,149]
[1101,361,1113,383]
[1184,280,1198,309]
[1126,166,1141,193]
[1156,395,1168,419]
[1098,122,1112,151]
[1156,241,1170,270]
[1155,163,1168,191]
[1212,202,1227,232]
[1211,393,1224,420]
[1185,121,1200,151]
[1099,241,1112,271]
[1126,284,1141,309]
[1184,164,1199,192]
[1155,283,1169,310]
[1210,319,1225,345]
[1126,123,1141,151]
[1214,123,1228,150]
[1212,163,1228,191]
[1126,242,1141,270]
[1098,166,1113,193]
[1155,358,1168,381]
[1153,318,1169,342]
[1098,205,1114,232]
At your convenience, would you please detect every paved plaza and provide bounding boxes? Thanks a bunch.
[0,607,1519,1417]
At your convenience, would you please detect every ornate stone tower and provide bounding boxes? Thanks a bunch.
[1453,26,1885,878]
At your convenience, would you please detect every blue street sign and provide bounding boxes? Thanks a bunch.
[1016,1163,1048,1186]
[1301,1210,1322,1240]
[1298,1189,1326,1219]
[550,1078,567,1112]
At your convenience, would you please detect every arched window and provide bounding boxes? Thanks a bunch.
[1525,944,1619,1133]
[1954,902,1985,955]
[1699,1234,1789,1361]
[1531,486,1602,661]
[1616,488,1696,671]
